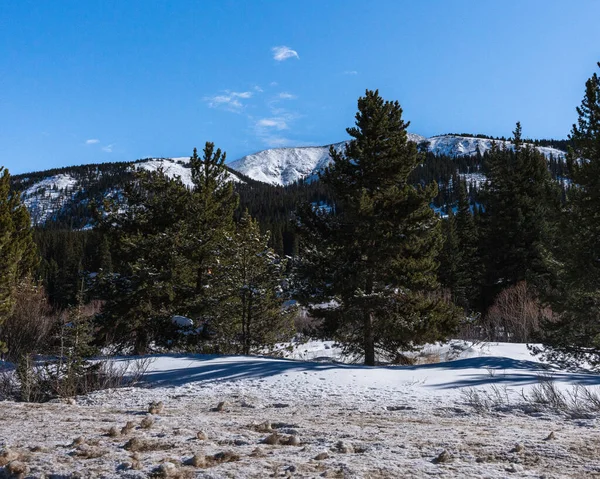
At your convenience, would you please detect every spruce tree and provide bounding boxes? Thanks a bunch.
[478,123,558,313]
[95,168,190,353]
[538,63,600,368]
[454,180,480,312]
[438,210,462,301]
[214,211,294,355]
[297,90,459,366]
[0,166,36,352]
[180,142,239,330]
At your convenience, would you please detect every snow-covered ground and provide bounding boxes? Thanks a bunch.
[2,341,600,477]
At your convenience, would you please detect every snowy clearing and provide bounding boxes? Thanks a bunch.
[2,341,600,478]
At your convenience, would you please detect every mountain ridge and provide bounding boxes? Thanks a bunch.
[12,133,567,226]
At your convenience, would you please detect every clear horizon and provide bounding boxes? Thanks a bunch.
[1,0,599,174]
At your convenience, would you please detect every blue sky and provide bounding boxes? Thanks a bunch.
[1,1,599,174]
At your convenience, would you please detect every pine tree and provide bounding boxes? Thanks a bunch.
[454,180,480,312]
[180,142,239,331]
[297,90,460,366]
[214,211,294,355]
[538,63,600,368]
[95,167,190,353]
[438,210,462,300]
[478,123,558,313]
[0,166,36,352]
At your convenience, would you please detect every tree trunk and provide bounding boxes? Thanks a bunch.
[364,311,375,366]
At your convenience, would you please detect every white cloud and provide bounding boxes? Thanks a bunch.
[262,136,293,147]
[102,144,114,153]
[86,139,100,145]
[272,46,299,61]
[278,92,296,99]
[205,91,254,112]
[270,81,278,87]
[257,118,289,130]
[343,70,358,75]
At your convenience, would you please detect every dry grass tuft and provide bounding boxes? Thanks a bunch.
[72,444,108,459]
[140,415,155,429]
[121,421,136,435]
[148,401,164,415]
[4,460,29,477]
[432,449,453,464]
[0,449,20,467]
[70,436,86,447]
[123,437,173,453]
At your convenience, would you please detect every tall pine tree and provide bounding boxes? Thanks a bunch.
[539,63,600,368]
[180,142,239,330]
[95,167,190,353]
[0,166,37,352]
[478,123,558,313]
[297,90,459,365]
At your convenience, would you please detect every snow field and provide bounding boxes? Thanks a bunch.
[2,341,600,477]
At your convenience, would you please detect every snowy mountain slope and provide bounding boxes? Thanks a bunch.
[426,135,565,159]
[134,157,244,188]
[16,157,245,226]
[229,134,566,186]
[228,142,347,187]
[21,173,78,224]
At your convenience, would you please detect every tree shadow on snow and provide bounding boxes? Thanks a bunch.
[117,354,359,388]
[110,354,600,390]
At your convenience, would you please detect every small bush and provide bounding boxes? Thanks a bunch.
[485,281,554,343]
[0,278,55,363]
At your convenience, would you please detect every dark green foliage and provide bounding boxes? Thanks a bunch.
[478,123,559,313]
[95,143,241,354]
[213,211,294,355]
[438,179,481,314]
[179,143,238,323]
[0,167,37,352]
[95,167,191,353]
[297,90,460,365]
[538,63,600,368]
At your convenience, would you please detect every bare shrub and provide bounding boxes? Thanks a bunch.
[8,356,152,402]
[461,385,511,412]
[485,281,554,342]
[294,307,323,335]
[0,278,55,363]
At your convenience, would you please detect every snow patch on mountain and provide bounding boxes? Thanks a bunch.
[21,174,78,224]
[228,142,347,187]
[135,157,244,187]
[426,135,565,159]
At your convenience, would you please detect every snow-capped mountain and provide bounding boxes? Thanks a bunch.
[425,135,565,160]
[227,142,346,187]
[16,157,245,227]
[229,134,565,186]
[13,134,567,226]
